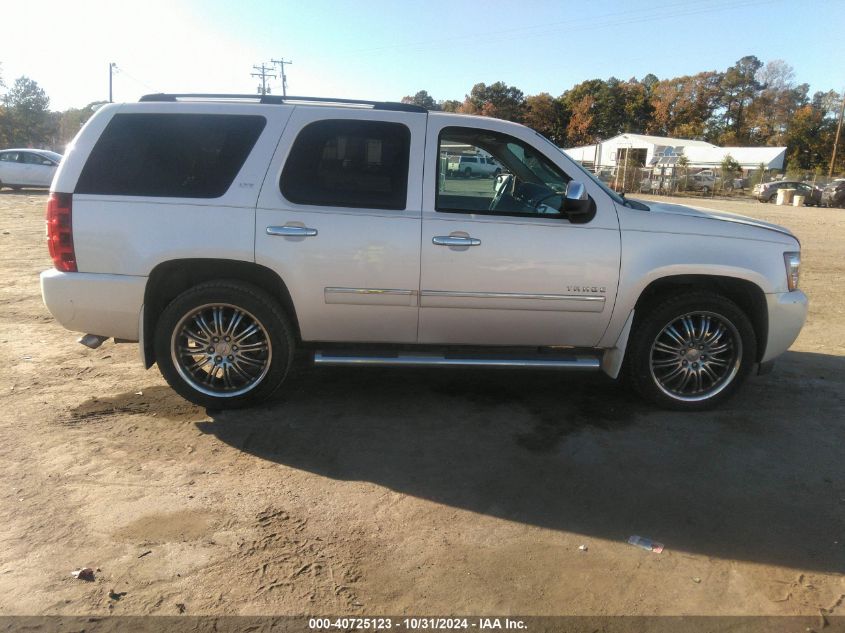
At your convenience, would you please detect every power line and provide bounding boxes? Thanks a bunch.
[251,63,276,95]
[343,0,774,57]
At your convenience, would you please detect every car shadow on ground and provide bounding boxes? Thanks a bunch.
[191,350,845,573]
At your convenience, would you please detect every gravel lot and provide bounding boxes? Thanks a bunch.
[0,191,843,616]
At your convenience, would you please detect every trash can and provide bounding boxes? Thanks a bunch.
[777,188,796,205]
[793,195,805,207]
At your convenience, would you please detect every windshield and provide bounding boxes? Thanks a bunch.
[40,150,63,162]
[532,131,650,210]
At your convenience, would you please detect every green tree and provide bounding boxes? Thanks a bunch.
[720,154,741,191]
[401,90,437,110]
[460,82,524,122]
[677,154,690,191]
[717,56,763,144]
[1,76,53,146]
[54,101,107,147]
[439,99,461,113]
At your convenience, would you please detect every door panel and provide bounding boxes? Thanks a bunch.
[419,119,621,347]
[255,107,427,344]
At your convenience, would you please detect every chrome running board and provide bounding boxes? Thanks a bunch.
[313,352,601,370]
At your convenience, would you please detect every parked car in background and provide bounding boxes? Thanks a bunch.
[447,154,502,178]
[686,172,716,193]
[755,180,822,205]
[821,179,845,208]
[0,149,62,190]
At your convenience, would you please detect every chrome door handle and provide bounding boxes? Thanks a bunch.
[266,225,318,237]
[432,235,481,247]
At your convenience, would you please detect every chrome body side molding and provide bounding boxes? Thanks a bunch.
[324,287,417,307]
[419,289,606,312]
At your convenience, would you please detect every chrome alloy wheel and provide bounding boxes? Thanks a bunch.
[170,303,272,398]
[649,311,742,402]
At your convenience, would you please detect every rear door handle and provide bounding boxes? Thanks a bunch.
[432,235,481,247]
[266,225,318,237]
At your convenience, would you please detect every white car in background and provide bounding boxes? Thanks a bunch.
[0,149,62,190]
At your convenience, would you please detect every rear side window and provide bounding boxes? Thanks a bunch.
[280,119,410,210]
[76,113,266,198]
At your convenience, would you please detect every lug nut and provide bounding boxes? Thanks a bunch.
[693,362,699,368]
[233,346,238,351]
[215,355,222,362]
[224,336,230,342]
[682,360,688,366]
[213,337,219,343]
[228,355,234,361]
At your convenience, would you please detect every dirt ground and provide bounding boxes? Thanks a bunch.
[0,191,843,617]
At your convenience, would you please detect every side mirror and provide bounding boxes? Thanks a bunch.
[560,181,595,223]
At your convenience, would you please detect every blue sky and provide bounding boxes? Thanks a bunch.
[3,0,843,109]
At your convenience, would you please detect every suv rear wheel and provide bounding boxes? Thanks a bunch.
[154,280,294,409]
[624,292,756,410]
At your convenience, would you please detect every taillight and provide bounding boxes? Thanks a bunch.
[46,193,76,272]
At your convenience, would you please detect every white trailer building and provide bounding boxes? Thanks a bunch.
[564,133,786,173]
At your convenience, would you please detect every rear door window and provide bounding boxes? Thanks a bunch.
[75,113,266,198]
[280,119,410,210]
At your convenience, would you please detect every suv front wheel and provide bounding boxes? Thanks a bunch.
[154,281,294,409]
[624,292,756,410]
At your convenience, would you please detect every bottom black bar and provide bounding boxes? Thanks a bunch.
[0,616,843,633]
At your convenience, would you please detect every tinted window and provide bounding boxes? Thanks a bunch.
[280,119,410,210]
[76,113,266,198]
[0,152,18,162]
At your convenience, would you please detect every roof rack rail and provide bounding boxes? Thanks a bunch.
[138,93,427,113]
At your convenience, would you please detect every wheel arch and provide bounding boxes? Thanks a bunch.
[632,274,768,362]
[141,258,300,368]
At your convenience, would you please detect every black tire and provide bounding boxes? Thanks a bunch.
[624,292,756,411]
[154,280,294,409]
[464,167,472,179]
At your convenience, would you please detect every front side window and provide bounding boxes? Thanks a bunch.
[22,152,53,166]
[280,119,410,210]
[75,113,266,198]
[437,126,570,217]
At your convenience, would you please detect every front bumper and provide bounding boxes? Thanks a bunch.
[40,269,146,341]
[761,290,808,363]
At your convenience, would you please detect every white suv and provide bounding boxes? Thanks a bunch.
[40,93,808,410]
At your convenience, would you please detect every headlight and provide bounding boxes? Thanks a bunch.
[783,252,800,291]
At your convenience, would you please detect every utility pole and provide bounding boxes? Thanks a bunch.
[109,62,117,103]
[830,89,845,177]
[251,63,276,96]
[271,58,293,96]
